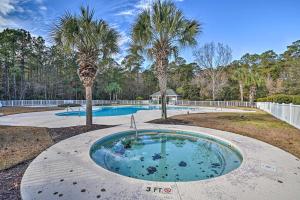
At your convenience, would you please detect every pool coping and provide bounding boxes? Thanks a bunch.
[89,128,245,183]
[20,123,300,200]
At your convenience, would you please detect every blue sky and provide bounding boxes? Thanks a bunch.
[1,0,300,64]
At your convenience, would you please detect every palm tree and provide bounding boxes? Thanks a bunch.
[105,82,122,100]
[53,6,119,126]
[246,70,264,104]
[105,83,114,100]
[131,0,201,119]
[232,66,248,102]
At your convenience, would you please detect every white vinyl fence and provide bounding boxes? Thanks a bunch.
[0,99,256,108]
[173,100,255,108]
[0,100,150,107]
[257,102,300,129]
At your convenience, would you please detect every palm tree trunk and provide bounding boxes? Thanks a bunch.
[239,81,244,102]
[85,86,93,126]
[161,92,167,119]
[249,86,256,105]
[156,57,168,119]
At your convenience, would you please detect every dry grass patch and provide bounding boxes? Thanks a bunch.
[0,124,114,171]
[149,110,300,158]
[0,124,113,200]
[0,126,53,170]
[0,106,63,116]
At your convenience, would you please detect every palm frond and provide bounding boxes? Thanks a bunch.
[131,0,201,60]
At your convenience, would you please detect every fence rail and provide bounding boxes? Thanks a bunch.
[0,100,149,107]
[257,102,300,129]
[0,99,256,108]
[173,100,255,108]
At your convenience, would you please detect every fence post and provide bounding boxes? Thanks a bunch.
[289,103,292,124]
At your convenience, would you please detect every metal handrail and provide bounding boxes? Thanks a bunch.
[66,106,81,117]
[130,114,138,138]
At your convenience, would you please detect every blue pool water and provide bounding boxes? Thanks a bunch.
[56,106,195,117]
[90,129,242,182]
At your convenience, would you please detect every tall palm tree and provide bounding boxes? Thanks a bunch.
[131,0,201,119]
[232,66,248,102]
[53,6,119,126]
[246,70,264,104]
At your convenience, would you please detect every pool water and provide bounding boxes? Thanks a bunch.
[90,130,242,182]
[56,106,195,117]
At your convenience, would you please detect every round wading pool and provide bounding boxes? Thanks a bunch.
[90,129,242,182]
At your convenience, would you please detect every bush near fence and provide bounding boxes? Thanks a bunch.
[257,94,300,105]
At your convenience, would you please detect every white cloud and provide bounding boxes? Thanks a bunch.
[0,0,17,16]
[0,15,17,30]
[0,0,21,30]
[110,23,120,29]
[118,31,130,47]
[0,0,49,38]
[135,0,152,10]
[134,0,183,11]
[116,10,134,16]
[39,6,47,11]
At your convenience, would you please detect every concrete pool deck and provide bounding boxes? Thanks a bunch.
[20,124,300,200]
[0,106,252,128]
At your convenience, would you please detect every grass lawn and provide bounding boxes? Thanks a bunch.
[0,125,114,171]
[0,126,52,170]
[149,110,300,158]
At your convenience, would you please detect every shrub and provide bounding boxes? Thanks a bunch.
[58,103,81,107]
[136,96,144,100]
[257,94,300,105]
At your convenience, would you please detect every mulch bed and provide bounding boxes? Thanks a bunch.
[0,124,113,200]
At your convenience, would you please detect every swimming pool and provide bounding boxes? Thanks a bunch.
[56,105,195,117]
[90,129,242,182]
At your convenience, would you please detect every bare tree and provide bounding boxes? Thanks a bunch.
[194,42,232,100]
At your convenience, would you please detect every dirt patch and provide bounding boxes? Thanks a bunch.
[48,124,111,143]
[0,124,114,200]
[149,111,300,158]
[0,126,52,170]
[0,106,63,116]
[0,160,31,200]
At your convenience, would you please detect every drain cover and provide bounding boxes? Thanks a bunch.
[261,163,276,172]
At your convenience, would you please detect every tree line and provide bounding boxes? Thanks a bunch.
[0,21,299,104]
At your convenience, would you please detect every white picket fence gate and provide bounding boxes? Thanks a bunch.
[257,102,300,129]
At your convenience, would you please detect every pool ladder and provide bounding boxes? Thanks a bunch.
[130,114,138,138]
[66,106,81,117]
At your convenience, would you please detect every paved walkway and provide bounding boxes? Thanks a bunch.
[20,124,300,200]
[0,106,250,128]
[3,106,299,199]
